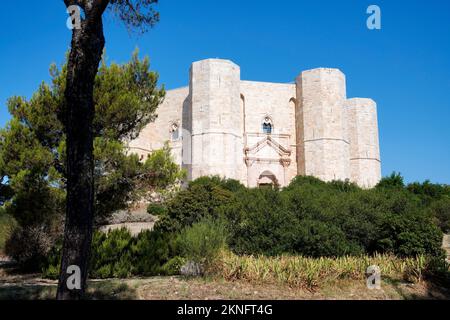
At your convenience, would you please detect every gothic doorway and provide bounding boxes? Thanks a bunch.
[257,170,279,188]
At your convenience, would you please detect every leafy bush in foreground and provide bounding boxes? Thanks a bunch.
[170,175,445,258]
[129,230,171,277]
[221,176,443,258]
[42,174,447,279]
[90,228,134,278]
[223,187,296,256]
[155,176,240,233]
[43,228,173,279]
[176,217,228,265]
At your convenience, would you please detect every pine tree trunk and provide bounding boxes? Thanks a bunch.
[56,17,105,300]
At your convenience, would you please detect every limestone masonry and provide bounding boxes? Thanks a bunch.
[128,59,381,188]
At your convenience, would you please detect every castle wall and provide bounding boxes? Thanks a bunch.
[127,86,188,166]
[296,68,350,182]
[190,59,245,182]
[127,59,381,189]
[240,81,297,186]
[347,98,381,188]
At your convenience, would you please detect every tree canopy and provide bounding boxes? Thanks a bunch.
[0,51,184,267]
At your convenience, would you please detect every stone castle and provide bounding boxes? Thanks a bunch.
[128,58,381,188]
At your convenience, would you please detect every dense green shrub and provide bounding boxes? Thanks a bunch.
[407,180,450,206]
[43,228,173,279]
[90,228,134,278]
[161,256,186,276]
[153,175,444,259]
[328,180,361,193]
[155,176,241,233]
[376,172,405,189]
[129,230,171,276]
[429,198,450,233]
[405,180,450,233]
[41,240,62,279]
[378,209,443,257]
[44,229,137,279]
[0,211,17,254]
[147,203,168,216]
[176,218,228,265]
[41,174,447,279]
[224,188,297,256]
[293,219,363,257]
[225,175,444,258]
[188,176,246,193]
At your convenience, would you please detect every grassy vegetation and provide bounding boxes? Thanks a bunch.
[156,176,447,259]
[1,275,448,300]
[210,251,433,289]
[1,175,448,300]
[0,281,136,300]
[0,213,16,254]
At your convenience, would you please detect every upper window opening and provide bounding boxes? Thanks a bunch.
[262,117,273,134]
[171,123,180,141]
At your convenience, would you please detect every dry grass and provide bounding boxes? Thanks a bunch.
[1,264,448,300]
[2,276,447,300]
[210,251,428,289]
[1,250,448,300]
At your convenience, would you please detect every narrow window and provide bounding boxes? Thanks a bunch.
[171,123,180,141]
[262,117,273,134]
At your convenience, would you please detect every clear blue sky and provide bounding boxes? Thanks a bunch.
[0,0,449,184]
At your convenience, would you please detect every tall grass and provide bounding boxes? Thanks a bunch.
[210,251,428,289]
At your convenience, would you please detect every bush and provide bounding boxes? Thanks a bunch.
[43,228,173,279]
[155,176,238,233]
[376,172,405,189]
[176,218,228,266]
[161,256,186,276]
[41,239,62,279]
[405,180,450,233]
[147,203,168,216]
[224,188,297,256]
[293,220,363,257]
[407,180,450,206]
[90,228,134,278]
[429,198,450,233]
[188,176,245,193]
[6,224,61,271]
[130,230,171,276]
[41,174,449,279]
[0,211,17,254]
[152,175,444,259]
[224,176,444,258]
[2,174,64,271]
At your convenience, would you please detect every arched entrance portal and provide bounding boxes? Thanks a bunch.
[257,170,279,188]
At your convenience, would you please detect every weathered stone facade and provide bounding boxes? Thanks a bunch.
[128,58,381,188]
